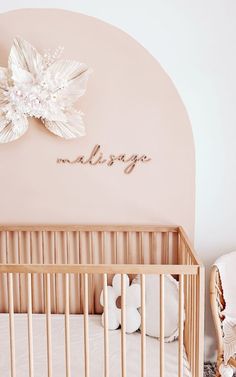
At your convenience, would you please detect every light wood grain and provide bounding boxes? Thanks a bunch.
[160,274,164,377]
[83,273,90,377]
[121,274,126,377]
[178,227,203,266]
[197,266,205,377]
[141,274,146,377]
[46,273,52,377]
[0,225,178,232]
[178,274,184,377]
[0,224,204,377]
[8,273,16,377]
[65,273,71,377]
[103,273,109,377]
[0,263,198,275]
[27,273,34,377]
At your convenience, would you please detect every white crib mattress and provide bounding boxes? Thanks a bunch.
[0,314,191,377]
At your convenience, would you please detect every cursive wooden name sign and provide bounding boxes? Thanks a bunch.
[57,144,151,174]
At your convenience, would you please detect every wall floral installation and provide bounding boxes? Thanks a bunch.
[0,37,91,143]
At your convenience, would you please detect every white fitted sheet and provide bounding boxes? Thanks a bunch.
[0,314,191,377]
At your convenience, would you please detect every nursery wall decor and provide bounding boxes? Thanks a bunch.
[0,9,195,238]
[57,144,151,174]
[0,37,91,143]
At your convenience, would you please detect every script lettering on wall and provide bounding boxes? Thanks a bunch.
[57,144,151,174]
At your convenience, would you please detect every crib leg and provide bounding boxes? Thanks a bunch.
[219,363,234,377]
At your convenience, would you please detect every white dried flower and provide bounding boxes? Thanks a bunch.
[0,37,92,143]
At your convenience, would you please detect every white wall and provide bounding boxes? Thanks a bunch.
[1,0,236,360]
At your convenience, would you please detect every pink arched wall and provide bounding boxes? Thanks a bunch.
[0,9,195,239]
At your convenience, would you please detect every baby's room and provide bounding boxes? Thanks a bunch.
[0,2,235,377]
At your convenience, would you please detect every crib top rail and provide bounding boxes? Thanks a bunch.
[0,224,178,233]
[0,262,198,275]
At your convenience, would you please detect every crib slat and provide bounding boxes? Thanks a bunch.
[103,273,109,377]
[139,232,143,263]
[162,233,169,264]
[195,274,198,376]
[89,233,95,314]
[46,273,52,377]
[190,275,194,371]
[83,273,90,377]
[101,232,105,263]
[125,232,129,264]
[65,273,71,377]
[27,273,34,377]
[114,231,118,263]
[160,274,164,377]
[8,273,16,377]
[191,275,195,375]
[141,274,146,377]
[121,274,126,377]
[193,275,197,376]
[178,274,184,377]
[151,232,156,264]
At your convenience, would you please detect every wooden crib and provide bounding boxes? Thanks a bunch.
[0,225,204,377]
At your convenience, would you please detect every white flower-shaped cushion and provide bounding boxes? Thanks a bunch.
[100,274,141,334]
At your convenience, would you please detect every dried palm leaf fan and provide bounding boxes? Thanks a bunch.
[0,37,92,143]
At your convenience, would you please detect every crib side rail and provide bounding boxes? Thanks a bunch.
[0,265,201,377]
[0,264,202,377]
[0,225,199,315]
[0,225,178,232]
[178,227,203,267]
[178,229,204,377]
[0,225,204,377]
[0,263,198,275]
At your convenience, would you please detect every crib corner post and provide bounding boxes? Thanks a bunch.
[197,265,205,377]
